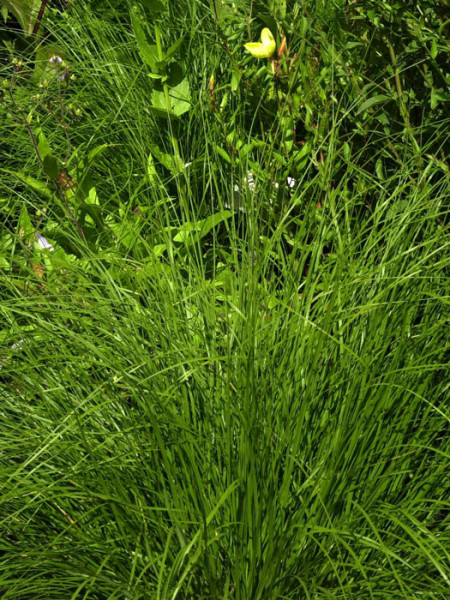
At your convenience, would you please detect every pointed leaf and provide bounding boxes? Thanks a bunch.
[155,35,185,69]
[131,8,159,70]
[173,211,234,244]
[2,0,41,35]
[141,0,167,17]
[43,154,59,179]
[357,95,391,115]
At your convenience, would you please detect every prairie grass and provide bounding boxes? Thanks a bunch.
[0,0,449,598]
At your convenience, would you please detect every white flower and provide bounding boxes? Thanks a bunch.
[287,177,296,189]
[244,172,255,191]
[11,339,24,350]
[0,339,24,370]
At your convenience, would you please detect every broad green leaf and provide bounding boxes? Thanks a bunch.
[430,88,450,110]
[150,89,168,111]
[211,143,231,164]
[141,0,167,17]
[36,128,51,160]
[87,144,110,163]
[173,211,233,244]
[169,77,191,116]
[152,243,167,257]
[43,154,59,179]
[149,144,184,174]
[147,152,157,183]
[231,69,242,92]
[4,170,53,198]
[147,103,181,121]
[357,95,391,115]
[86,187,99,205]
[150,81,191,119]
[18,204,33,238]
[80,187,101,227]
[2,0,40,35]
[292,141,311,170]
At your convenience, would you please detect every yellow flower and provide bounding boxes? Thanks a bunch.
[244,28,276,59]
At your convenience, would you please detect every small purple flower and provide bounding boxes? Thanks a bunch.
[36,233,54,251]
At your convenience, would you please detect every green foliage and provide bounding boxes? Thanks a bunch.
[131,3,191,119]
[0,0,449,598]
[1,0,41,35]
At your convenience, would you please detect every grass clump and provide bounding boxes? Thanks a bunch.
[0,0,449,598]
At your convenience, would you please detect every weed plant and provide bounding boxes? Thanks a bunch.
[0,0,449,598]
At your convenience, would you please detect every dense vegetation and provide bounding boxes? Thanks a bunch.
[1,1,449,598]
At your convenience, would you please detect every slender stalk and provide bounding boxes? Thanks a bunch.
[32,0,48,36]
[154,23,180,160]
[5,68,86,243]
[387,38,421,157]
[154,22,190,218]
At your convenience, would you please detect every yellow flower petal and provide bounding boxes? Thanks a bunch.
[244,42,268,58]
[244,28,276,59]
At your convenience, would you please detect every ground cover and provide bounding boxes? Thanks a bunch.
[0,1,449,598]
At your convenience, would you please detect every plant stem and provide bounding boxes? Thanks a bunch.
[154,22,190,218]
[32,0,48,36]
[154,23,180,160]
[387,38,421,158]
